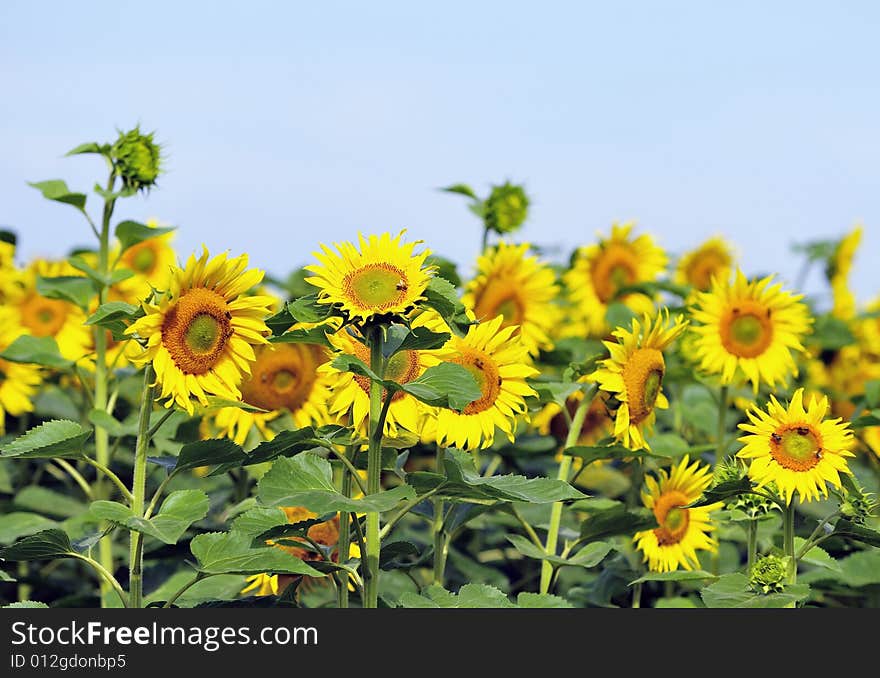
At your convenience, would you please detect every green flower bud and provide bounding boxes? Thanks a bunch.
[836,477,878,525]
[749,553,790,594]
[484,182,529,235]
[112,126,162,192]
[713,456,745,486]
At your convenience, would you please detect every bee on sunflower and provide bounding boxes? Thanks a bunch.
[126,248,274,414]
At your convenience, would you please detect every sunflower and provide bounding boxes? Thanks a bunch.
[461,242,560,357]
[562,222,667,337]
[9,259,91,363]
[633,456,722,573]
[206,340,332,445]
[115,219,176,303]
[305,232,433,323]
[423,314,538,450]
[241,506,341,597]
[675,236,735,292]
[126,248,274,414]
[0,311,42,434]
[737,388,855,504]
[828,226,861,321]
[321,311,442,437]
[0,240,20,304]
[590,310,687,450]
[688,270,812,392]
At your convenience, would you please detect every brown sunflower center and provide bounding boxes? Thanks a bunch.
[270,507,340,562]
[686,252,728,291]
[20,296,68,337]
[591,244,638,303]
[652,490,691,546]
[343,263,408,311]
[472,278,524,327]
[720,301,773,358]
[453,349,501,415]
[621,347,665,424]
[161,288,233,375]
[129,243,158,274]
[241,344,321,412]
[770,423,823,471]
[351,339,420,402]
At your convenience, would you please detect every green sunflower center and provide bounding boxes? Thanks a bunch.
[185,313,222,354]
[652,490,691,546]
[770,424,822,471]
[664,507,687,532]
[730,314,763,346]
[38,309,55,324]
[721,302,773,358]
[496,297,521,323]
[272,369,297,392]
[132,246,157,273]
[643,369,663,412]
[346,264,407,310]
[621,348,665,425]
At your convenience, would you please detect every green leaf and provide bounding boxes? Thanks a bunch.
[0,529,74,561]
[408,449,585,504]
[516,592,574,608]
[811,315,856,350]
[399,583,516,608]
[579,505,657,543]
[605,302,636,330]
[506,534,612,569]
[258,454,415,513]
[90,490,209,545]
[230,507,288,538]
[701,573,810,608]
[35,275,94,310]
[654,596,700,608]
[14,487,86,518]
[441,183,479,200]
[28,179,86,211]
[85,301,138,330]
[269,325,333,349]
[864,380,880,409]
[688,476,755,508]
[0,570,15,582]
[115,220,175,254]
[833,549,880,587]
[831,519,880,547]
[851,409,880,429]
[565,444,667,466]
[66,141,107,156]
[189,531,323,577]
[420,277,472,335]
[0,513,58,545]
[172,438,247,474]
[529,381,581,406]
[0,335,71,369]
[203,397,268,413]
[645,433,691,458]
[397,326,451,352]
[265,306,296,335]
[88,409,127,437]
[1,420,91,459]
[3,601,49,608]
[246,426,363,466]
[630,570,717,585]
[425,255,462,287]
[288,294,334,323]
[794,537,841,572]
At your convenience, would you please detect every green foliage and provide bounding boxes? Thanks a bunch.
[701,573,810,608]
[115,220,175,253]
[0,529,75,561]
[36,275,95,310]
[579,505,657,543]
[28,179,87,211]
[1,420,90,459]
[91,490,209,544]
[0,335,71,369]
[420,277,472,335]
[189,532,323,576]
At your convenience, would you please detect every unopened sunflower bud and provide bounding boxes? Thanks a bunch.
[836,477,878,525]
[749,553,790,594]
[112,126,162,192]
[713,456,745,486]
[484,182,529,235]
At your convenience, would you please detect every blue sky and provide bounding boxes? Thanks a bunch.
[1,1,877,306]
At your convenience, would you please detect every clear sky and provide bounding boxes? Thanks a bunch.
[1,1,877,306]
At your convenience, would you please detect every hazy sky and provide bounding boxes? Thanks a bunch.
[1,1,877,307]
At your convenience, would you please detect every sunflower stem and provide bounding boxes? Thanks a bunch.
[711,384,729,577]
[432,445,449,585]
[93,168,117,607]
[129,364,155,609]
[783,501,797,585]
[540,385,596,594]
[746,519,758,575]
[337,443,355,609]
[364,325,385,609]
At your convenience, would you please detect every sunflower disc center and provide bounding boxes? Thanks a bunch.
[622,348,665,424]
[131,245,157,273]
[473,277,525,327]
[22,297,67,337]
[344,264,407,310]
[721,302,773,358]
[185,314,222,354]
[455,350,501,415]
[770,424,822,471]
[161,288,233,375]
[241,344,322,412]
[591,245,638,303]
[688,253,727,290]
[352,340,419,402]
[653,490,691,546]
[272,369,297,393]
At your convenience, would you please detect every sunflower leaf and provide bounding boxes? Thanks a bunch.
[565,444,666,465]
[287,294,335,323]
[0,529,74,561]
[630,570,717,586]
[36,275,95,310]
[830,519,880,548]
[579,505,657,542]
[189,531,323,577]
[114,220,175,253]
[1,420,91,459]
[269,325,333,348]
[440,183,479,200]
[90,490,209,545]
[700,573,810,608]
[28,179,87,211]
[687,477,755,507]
[420,277,473,336]
[172,438,247,474]
[0,335,71,369]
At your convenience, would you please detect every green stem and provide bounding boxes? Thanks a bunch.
[82,457,134,504]
[540,386,596,594]
[363,326,385,609]
[328,446,368,496]
[510,505,544,550]
[337,443,355,609]
[161,572,212,608]
[783,501,797,585]
[632,581,643,608]
[128,364,155,609]
[432,445,448,586]
[379,485,443,541]
[54,459,93,500]
[17,562,30,603]
[746,520,758,575]
[716,385,729,465]
[146,407,176,440]
[70,553,128,608]
[796,511,840,561]
[481,226,490,252]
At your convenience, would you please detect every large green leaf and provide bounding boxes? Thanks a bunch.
[0,335,71,369]
[688,477,755,508]
[269,325,333,349]
[14,487,86,518]
[90,490,209,544]
[189,531,323,576]
[245,426,363,466]
[701,573,810,608]
[258,454,415,513]
[28,179,86,211]
[0,513,58,545]
[36,275,95,310]
[230,507,289,539]
[0,529,74,561]
[115,220,175,253]
[408,449,585,504]
[420,277,472,335]
[630,570,717,585]
[515,592,574,608]
[579,505,657,542]
[172,438,247,474]
[830,519,880,548]
[399,583,516,608]
[1,420,91,459]
[506,534,612,569]
[288,294,335,323]
[85,301,139,331]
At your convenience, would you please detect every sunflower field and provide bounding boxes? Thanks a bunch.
[1,129,878,610]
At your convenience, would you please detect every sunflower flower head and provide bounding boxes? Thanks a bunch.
[590,309,688,450]
[562,222,667,337]
[633,455,722,573]
[688,269,812,393]
[461,242,560,357]
[675,236,735,292]
[484,182,529,235]
[737,388,855,504]
[112,126,162,192]
[749,553,790,594]
[115,218,176,302]
[0,310,42,434]
[305,232,433,324]
[126,248,274,414]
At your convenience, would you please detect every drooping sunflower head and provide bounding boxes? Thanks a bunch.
[737,388,855,504]
[562,222,668,337]
[126,248,274,414]
[591,309,688,450]
[688,269,813,392]
[633,455,722,573]
[461,242,560,357]
[827,226,862,320]
[0,310,42,434]
[675,236,735,292]
[425,314,538,450]
[305,232,433,323]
